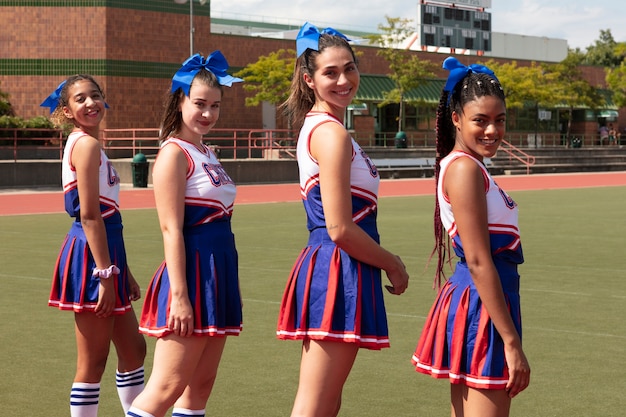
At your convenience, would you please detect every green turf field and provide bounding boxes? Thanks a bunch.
[1,186,625,416]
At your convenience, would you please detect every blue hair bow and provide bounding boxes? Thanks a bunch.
[171,51,243,96]
[40,80,67,114]
[296,22,351,58]
[442,56,498,93]
[40,78,110,112]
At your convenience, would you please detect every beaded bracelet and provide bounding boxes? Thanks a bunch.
[92,265,120,279]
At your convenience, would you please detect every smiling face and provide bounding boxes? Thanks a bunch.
[451,95,506,160]
[178,82,222,142]
[304,45,359,118]
[62,79,106,135]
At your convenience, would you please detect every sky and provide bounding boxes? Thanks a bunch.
[210,0,625,50]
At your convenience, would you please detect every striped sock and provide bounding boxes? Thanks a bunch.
[172,408,206,416]
[126,406,156,417]
[116,366,145,413]
[70,382,100,417]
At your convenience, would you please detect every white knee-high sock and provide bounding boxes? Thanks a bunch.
[116,366,145,413]
[70,382,100,417]
[126,406,156,417]
[172,408,206,416]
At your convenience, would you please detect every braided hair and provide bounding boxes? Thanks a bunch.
[431,70,505,288]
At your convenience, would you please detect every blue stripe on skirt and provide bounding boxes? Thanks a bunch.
[139,220,242,337]
[48,219,132,314]
[277,227,389,350]
[412,259,521,389]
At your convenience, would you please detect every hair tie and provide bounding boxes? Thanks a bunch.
[442,56,498,95]
[296,21,351,58]
[40,80,67,114]
[171,50,243,96]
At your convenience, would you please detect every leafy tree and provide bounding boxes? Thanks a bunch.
[234,48,294,108]
[483,59,560,138]
[544,50,605,139]
[604,42,626,108]
[0,82,14,116]
[367,16,437,132]
[582,29,622,67]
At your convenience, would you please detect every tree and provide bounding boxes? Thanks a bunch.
[604,41,626,108]
[367,16,437,132]
[234,49,295,119]
[545,50,605,140]
[483,59,560,139]
[582,29,622,67]
[0,82,14,116]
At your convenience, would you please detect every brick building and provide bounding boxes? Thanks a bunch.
[0,1,618,145]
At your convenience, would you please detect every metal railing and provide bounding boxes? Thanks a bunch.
[498,140,536,175]
[99,128,298,160]
[0,127,602,164]
[0,128,64,162]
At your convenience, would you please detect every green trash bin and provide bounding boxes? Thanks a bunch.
[131,153,149,188]
[394,131,407,148]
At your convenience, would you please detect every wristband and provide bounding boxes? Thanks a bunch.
[92,265,120,279]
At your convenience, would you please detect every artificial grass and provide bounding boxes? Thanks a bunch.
[0,186,624,416]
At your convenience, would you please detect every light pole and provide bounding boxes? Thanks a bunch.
[173,0,208,56]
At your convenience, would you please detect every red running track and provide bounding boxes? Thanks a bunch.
[1,171,625,216]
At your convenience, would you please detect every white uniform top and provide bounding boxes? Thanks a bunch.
[438,150,521,256]
[62,130,121,219]
[297,111,379,231]
[160,137,236,226]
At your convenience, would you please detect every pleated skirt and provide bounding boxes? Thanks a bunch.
[277,228,389,350]
[411,261,521,389]
[49,220,133,314]
[139,221,242,338]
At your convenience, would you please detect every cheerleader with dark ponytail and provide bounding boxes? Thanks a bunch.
[413,57,530,417]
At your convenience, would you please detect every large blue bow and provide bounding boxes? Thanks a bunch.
[296,22,351,58]
[40,80,67,114]
[171,51,243,96]
[40,79,110,112]
[442,56,498,93]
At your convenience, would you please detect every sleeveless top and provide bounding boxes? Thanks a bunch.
[160,137,236,225]
[62,130,121,221]
[297,111,379,233]
[438,150,523,263]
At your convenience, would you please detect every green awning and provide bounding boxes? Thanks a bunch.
[356,75,444,103]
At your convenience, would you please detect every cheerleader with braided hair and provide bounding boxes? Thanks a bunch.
[412,57,530,417]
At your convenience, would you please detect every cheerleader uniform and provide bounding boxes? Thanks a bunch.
[412,151,524,389]
[49,130,132,314]
[276,112,389,350]
[139,138,242,338]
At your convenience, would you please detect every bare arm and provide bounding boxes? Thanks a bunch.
[72,135,115,318]
[152,143,194,336]
[444,157,530,397]
[311,123,408,295]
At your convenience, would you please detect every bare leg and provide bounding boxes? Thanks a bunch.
[111,308,146,372]
[173,337,227,410]
[130,335,219,417]
[74,312,114,382]
[290,339,359,417]
[451,384,511,417]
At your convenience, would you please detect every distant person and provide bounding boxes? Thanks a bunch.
[599,124,609,145]
[42,75,146,417]
[608,124,617,145]
[276,22,410,417]
[411,57,530,417]
[125,51,243,417]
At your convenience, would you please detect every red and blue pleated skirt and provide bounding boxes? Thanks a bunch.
[277,227,390,350]
[49,219,133,314]
[411,259,522,389]
[139,220,242,338]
